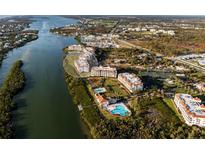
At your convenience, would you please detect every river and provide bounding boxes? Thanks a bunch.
[0,16,86,139]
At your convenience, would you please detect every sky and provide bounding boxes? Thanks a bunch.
[0,0,205,15]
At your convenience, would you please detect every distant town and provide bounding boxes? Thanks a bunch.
[0,17,38,65]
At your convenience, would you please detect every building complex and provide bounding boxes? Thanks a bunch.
[66,44,84,51]
[174,93,205,127]
[91,66,117,78]
[94,93,131,117]
[74,50,98,73]
[118,73,143,93]
[81,35,119,48]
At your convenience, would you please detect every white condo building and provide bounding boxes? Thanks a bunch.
[67,44,84,51]
[74,50,98,73]
[91,66,117,78]
[174,93,205,127]
[118,73,143,93]
[74,60,90,72]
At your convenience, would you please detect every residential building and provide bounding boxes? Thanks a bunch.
[74,60,90,72]
[174,93,205,127]
[91,66,117,78]
[66,44,84,51]
[118,73,143,93]
[95,94,109,107]
[81,35,119,48]
[94,94,131,117]
[74,50,98,73]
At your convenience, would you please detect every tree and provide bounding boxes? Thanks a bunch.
[0,60,25,138]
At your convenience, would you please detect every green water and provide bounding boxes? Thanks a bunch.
[0,16,86,139]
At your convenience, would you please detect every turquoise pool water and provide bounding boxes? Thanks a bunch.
[111,105,129,116]
[94,88,106,94]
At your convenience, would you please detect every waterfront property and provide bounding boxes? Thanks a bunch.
[94,87,107,94]
[91,66,117,78]
[66,44,95,53]
[106,103,131,117]
[118,73,143,93]
[94,92,131,117]
[174,93,205,127]
[74,50,98,73]
[0,16,86,139]
[74,59,90,72]
[88,77,130,98]
[66,44,84,51]
[95,93,109,107]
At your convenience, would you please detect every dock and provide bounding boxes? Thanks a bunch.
[78,104,83,111]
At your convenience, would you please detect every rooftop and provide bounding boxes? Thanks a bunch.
[118,73,142,84]
[91,66,117,71]
[177,93,205,117]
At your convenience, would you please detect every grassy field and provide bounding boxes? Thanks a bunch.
[65,74,102,129]
[153,98,179,123]
[88,77,129,98]
[63,55,80,78]
[138,97,180,123]
[104,78,129,98]
[63,54,90,78]
[86,77,130,120]
[163,98,183,121]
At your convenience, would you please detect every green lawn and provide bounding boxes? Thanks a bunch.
[139,97,180,123]
[63,54,90,78]
[90,78,130,98]
[163,98,183,121]
[154,98,179,122]
[105,78,129,98]
[65,74,102,127]
[63,60,79,78]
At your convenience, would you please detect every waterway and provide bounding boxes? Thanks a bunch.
[0,16,86,138]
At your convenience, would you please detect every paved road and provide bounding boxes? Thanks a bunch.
[110,21,119,34]
[118,39,162,56]
[117,39,205,73]
[118,39,143,49]
[173,58,205,72]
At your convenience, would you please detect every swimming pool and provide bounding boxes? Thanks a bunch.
[94,87,106,94]
[110,104,130,117]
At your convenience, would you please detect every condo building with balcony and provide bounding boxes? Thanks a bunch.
[174,93,205,127]
[118,73,143,93]
[91,66,117,78]
[66,44,84,51]
[74,50,98,73]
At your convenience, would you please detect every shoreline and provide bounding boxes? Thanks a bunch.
[0,35,38,66]
[0,17,39,66]
[64,72,103,138]
[0,60,26,138]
